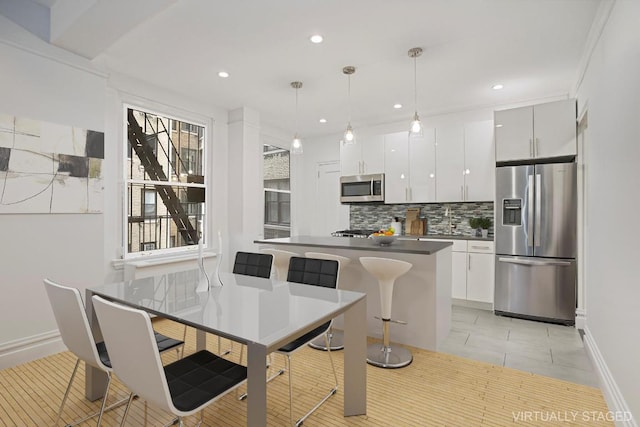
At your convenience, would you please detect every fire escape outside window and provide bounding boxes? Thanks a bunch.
[125,107,206,255]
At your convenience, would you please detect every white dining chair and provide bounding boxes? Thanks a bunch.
[92,295,247,427]
[44,279,184,426]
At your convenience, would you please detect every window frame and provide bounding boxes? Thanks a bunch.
[141,188,157,220]
[262,143,291,239]
[123,103,208,258]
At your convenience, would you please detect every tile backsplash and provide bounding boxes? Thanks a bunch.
[350,202,494,237]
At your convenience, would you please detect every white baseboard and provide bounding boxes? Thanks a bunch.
[0,330,66,370]
[583,327,638,427]
[452,298,493,311]
[575,308,587,329]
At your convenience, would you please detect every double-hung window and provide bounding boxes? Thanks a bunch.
[263,144,290,238]
[125,107,206,255]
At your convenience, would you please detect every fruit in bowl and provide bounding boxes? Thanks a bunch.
[369,228,397,245]
[372,226,395,237]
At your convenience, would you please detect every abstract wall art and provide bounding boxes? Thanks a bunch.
[0,114,104,214]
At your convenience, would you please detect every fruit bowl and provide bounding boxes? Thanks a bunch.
[369,234,397,246]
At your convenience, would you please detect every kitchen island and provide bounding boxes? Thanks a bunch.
[254,236,452,351]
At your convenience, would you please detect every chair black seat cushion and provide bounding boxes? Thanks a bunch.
[154,332,184,353]
[165,350,247,412]
[233,252,273,278]
[278,321,331,353]
[95,341,111,368]
[96,332,183,369]
[287,258,338,288]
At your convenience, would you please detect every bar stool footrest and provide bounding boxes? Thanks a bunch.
[374,316,407,325]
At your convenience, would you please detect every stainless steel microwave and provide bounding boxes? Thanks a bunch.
[340,173,385,203]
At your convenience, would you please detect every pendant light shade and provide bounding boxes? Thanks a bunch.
[342,66,356,145]
[290,81,303,154]
[408,47,423,135]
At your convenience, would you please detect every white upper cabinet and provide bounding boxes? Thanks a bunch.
[534,100,577,158]
[464,120,495,201]
[340,135,385,176]
[384,130,436,204]
[435,121,494,203]
[435,124,465,202]
[494,106,533,161]
[495,99,576,162]
[340,139,362,176]
[408,129,436,202]
[383,131,410,204]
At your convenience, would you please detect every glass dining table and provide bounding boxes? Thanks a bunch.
[85,269,367,426]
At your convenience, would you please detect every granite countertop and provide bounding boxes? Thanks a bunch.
[254,235,452,255]
[398,234,494,242]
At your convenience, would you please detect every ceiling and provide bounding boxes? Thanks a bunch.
[10,0,604,139]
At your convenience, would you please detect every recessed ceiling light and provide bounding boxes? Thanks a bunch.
[393,103,403,109]
[492,84,504,90]
[310,35,323,44]
[319,118,327,123]
[218,71,229,78]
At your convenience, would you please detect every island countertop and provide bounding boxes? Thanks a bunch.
[254,235,452,255]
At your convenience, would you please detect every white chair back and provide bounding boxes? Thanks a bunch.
[91,296,174,414]
[44,279,106,370]
[260,248,299,281]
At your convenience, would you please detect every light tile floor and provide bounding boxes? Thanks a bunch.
[440,305,599,387]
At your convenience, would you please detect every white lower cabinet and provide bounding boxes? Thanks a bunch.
[451,251,467,300]
[420,239,494,303]
[465,241,494,303]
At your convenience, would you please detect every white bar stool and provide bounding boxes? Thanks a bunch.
[360,256,413,368]
[304,252,352,351]
[260,248,299,281]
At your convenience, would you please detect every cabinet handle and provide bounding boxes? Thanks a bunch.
[470,245,489,250]
[468,253,471,271]
[409,187,412,200]
[465,185,469,200]
[529,138,533,157]
[405,187,409,201]
[535,138,540,157]
[498,257,572,266]
[460,185,464,199]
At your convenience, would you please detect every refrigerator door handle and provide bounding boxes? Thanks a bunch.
[527,174,534,247]
[535,174,541,247]
[498,257,572,266]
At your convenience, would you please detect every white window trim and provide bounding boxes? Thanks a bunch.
[123,103,209,259]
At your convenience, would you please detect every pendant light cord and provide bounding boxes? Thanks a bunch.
[413,55,418,114]
[347,74,352,123]
[295,86,299,133]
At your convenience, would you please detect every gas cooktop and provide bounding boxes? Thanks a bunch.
[331,229,379,238]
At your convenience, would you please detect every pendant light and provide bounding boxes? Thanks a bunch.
[290,81,303,154]
[342,66,356,145]
[408,47,423,135]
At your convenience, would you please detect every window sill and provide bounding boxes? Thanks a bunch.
[111,251,217,270]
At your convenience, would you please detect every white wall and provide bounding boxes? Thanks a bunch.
[294,134,343,236]
[0,17,106,366]
[0,16,233,368]
[576,0,640,421]
[227,107,264,265]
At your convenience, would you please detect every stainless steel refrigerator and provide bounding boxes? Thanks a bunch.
[494,162,577,325]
